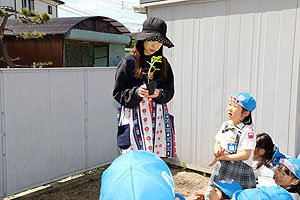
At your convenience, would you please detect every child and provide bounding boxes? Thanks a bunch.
[253,132,277,187]
[208,179,242,200]
[273,156,300,199]
[113,17,176,158]
[99,150,185,200]
[206,93,257,199]
[233,155,300,200]
[186,179,242,200]
[232,185,293,200]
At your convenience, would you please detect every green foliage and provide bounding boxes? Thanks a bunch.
[181,161,187,171]
[19,8,50,24]
[32,61,53,68]
[125,40,136,48]
[0,7,51,67]
[0,8,6,17]
[142,55,162,84]
[17,31,46,40]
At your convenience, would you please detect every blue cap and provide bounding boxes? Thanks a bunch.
[100,150,185,200]
[271,147,286,165]
[280,156,300,180]
[213,179,242,198]
[233,186,293,200]
[175,193,185,200]
[230,93,256,112]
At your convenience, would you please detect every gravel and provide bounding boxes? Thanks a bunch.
[6,165,209,200]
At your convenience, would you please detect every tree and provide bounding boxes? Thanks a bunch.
[0,8,50,68]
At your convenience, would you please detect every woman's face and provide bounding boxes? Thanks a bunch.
[209,187,223,200]
[274,164,299,188]
[144,41,163,55]
[227,101,248,125]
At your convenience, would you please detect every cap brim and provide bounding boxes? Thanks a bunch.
[130,32,174,48]
[233,190,243,199]
[175,193,185,200]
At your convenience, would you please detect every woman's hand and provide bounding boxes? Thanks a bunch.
[138,84,149,98]
[148,89,160,99]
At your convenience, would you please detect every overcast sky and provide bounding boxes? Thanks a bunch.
[58,0,147,32]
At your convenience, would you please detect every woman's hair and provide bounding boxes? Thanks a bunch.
[281,165,300,195]
[255,133,275,169]
[131,40,167,81]
[241,107,252,125]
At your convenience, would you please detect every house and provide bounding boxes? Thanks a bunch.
[137,0,300,173]
[0,0,64,18]
[0,16,131,67]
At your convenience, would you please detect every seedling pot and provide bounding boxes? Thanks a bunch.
[146,81,157,95]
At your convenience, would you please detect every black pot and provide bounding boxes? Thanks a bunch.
[146,81,157,95]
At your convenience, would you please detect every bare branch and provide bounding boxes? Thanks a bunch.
[11,57,20,61]
[4,28,18,34]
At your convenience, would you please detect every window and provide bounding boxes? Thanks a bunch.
[22,0,26,8]
[22,0,34,10]
[48,5,52,14]
[29,0,34,10]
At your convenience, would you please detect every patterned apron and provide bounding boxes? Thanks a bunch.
[116,97,176,158]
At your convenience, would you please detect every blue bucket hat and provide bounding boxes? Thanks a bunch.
[213,179,242,198]
[233,186,293,200]
[271,147,287,165]
[229,93,256,112]
[100,150,185,200]
[279,156,300,180]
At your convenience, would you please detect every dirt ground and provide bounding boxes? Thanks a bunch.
[7,165,209,200]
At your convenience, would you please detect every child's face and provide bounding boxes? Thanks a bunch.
[209,187,223,200]
[143,41,163,55]
[227,101,246,125]
[253,147,265,160]
[274,164,299,188]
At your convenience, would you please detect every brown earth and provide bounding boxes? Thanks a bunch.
[6,165,209,200]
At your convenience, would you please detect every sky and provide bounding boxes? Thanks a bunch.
[57,0,147,32]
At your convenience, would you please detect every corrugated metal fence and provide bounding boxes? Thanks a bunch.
[148,0,300,173]
[0,67,119,199]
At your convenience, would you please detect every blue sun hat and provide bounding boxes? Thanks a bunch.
[271,147,287,165]
[100,150,185,200]
[233,186,293,200]
[279,155,300,180]
[229,93,256,112]
[213,179,242,198]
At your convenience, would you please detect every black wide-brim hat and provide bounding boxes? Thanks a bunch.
[131,17,174,48]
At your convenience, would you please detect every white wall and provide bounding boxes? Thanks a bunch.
[147,0,300,173]
[35,0,58,18]
[0,0,58,18]
[0,0,14,7]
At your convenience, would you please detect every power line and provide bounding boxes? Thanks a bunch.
[58,6,83,16]
[60,4,93,16]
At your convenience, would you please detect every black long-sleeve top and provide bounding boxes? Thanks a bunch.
[113,54,175,108]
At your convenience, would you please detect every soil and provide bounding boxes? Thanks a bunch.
[6,165,210,200]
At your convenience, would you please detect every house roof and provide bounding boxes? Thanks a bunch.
[52,0,65,4]
[4,16,131,36]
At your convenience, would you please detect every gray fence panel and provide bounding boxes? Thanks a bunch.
[49,70,86,179]
[0,72,4,199]
[3,70,51,195]
[86,69,119,168]
[0,68,117,197]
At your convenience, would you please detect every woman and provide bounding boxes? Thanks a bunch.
[113,17,176,157]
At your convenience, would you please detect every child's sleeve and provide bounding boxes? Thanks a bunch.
[239,127,256,150]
